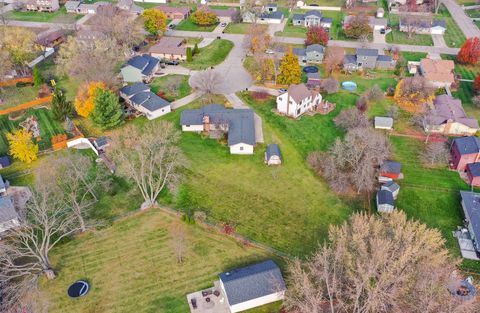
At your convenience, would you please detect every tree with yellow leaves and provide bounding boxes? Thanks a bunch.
[143,8,167,36]
[190,9,218,26]
[74,82,106,118]
[277,48,301,85]
[7,129,39,163]
[394,76,435,112]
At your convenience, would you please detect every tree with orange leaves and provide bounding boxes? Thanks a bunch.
[74,82,106,118]
[457,37,480,65]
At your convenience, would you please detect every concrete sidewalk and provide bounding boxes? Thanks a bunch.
[171,91,203,110]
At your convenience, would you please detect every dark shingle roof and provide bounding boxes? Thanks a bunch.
[377,55,393,62]
[305,10,322,18]
[453,137,480,155]
[321,17,333,24]
[381,161,401,174]
[356,48,379,57]
[0,156,11,168]
[126,54,159,76]
[219,260,286,305]
[0,175,5,191]
[432,19,446,28]
[266,2,277,7]
[344,54,357,64]
[306,44,324,53]
[467,163,480,178]
[460,191,480,248]
[130,91,151,106]
[266,144,281,160]
[377,190,394,205]
[140,93,170,111]
[293,48,306,56]
[120,82,150,97]
[381,181,400,193]
[180,104,256,146]
[0,197,18,224]
[292,13,305,21]
[261,11,283,20]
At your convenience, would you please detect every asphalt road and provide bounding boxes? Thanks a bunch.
[441,0,480,39]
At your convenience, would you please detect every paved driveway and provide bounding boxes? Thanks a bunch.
[373,29,386,44]
[432,34,447,48]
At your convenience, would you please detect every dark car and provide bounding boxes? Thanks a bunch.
[165,60,179,66]
[169,24,176,29]
[380,28,386,34]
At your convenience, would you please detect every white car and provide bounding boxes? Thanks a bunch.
[265,49,275,54]
[221,22,227,27]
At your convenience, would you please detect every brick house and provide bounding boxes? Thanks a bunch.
[450,137,480,172]
[467,163,480,187]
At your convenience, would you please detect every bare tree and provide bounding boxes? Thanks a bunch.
[190,69,223,101]
[365,84,384,102]
[285,211,477,313]
[411,108,437,142]
[110,122,185,209]
[421,141,448,166]
[319,78,339,94]
[0,183,79,281]
[334,107,369,130]
[37,151,110,233]
[243,23,271,55]
[324,46,345,74]
[400,14,432,39]
[170,224,187,264]
[0,274,48,313]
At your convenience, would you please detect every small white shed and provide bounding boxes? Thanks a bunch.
[374,117,394,130]
[265,144,282,165]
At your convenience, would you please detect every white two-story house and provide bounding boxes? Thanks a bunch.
[276,83,322,118]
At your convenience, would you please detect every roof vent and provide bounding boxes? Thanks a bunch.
[225,272,230,276]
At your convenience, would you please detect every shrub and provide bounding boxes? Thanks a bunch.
[252,91,269,100]
[186,47,193,62]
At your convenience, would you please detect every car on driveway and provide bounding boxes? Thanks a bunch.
[169,24,176,29]
[221,22,227,27]
[165,60,179,66]
[265,49,275,54]
[279,88,287,93]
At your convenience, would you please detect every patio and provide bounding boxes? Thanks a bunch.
[453,227,480,260]
[186,281,230,313]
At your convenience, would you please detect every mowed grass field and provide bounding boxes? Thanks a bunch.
[150,75,192,102]
[175,18,218,32]
[438,5,466,48]
[386,14,434,46]
[0,108,66,155]
[2,7,82,23]
[41,209,278,313]
[183,39,234,70]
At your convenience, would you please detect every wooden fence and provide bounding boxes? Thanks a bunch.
[0,96,52,115]
[0,77,34,87]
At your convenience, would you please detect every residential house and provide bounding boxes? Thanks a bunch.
[343,48,396,71]
[65,0,81,12]
[306,72,321,88]
[425,95,479,136]
[292,10,333,29]
[209,8,239,23]
[399,17,447,35]
[276,83,322,118]
[26,0,59,12]
[467,163,480,187]
[180,104,257,155]
[35,30,65,47]
[388,0,424,11]
[459,191,480,255]
[450,137,480,171]
[293,44,325,65]
[156,6,191,20]
[120,82,171,120]
[117,0,144,14]
[243,8,284,24]
[0,156,11,169]
[121,54,160,83]
[343,15,388,31]
[218,260,286,313]
[374,116,394,130]
[380,160,402,180]
[381,181,400,199]
[419,58,455,88]
[149,37,187,61]
[265,144,282,165]
[265,3,277,12]
[74,1,110,14]
[376,190,395,213]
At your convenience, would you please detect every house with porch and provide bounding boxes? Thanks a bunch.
[450,137,480,172]
[424,95,478,136]
[121,54,160,83]
[119,82,171,120]
[343,48,395,71]
[180,104,257,155]
[418,58,455,88]
[276,83,322,118]
[292,10,333,29]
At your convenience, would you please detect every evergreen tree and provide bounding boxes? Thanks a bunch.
[91,89,124,129]
[186,47,193,62]
[32,66,43,86]
[193,43,200,55]
[277,48,301,85]
[51,88,74,121]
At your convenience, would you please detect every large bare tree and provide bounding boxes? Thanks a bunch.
[190,69,223,101]
[421,141,448,166]
[286,211,479,313]
[243,23,271,55]
[324,46,345,74]
[110,122,185,209]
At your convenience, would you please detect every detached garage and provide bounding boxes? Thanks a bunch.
[219,260,286,313]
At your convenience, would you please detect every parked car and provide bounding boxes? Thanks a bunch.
[380,28,386,34]
[221,22,227,27]
[279,88,287,93]
[169,24,176,29]
[265,49,275,54]
[165,60,179,66]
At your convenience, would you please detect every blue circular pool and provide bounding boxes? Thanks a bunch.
[342,81,357,91]
[303,66,318,73]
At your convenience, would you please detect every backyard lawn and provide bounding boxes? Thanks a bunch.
[2,7,82,23]
[0,85,39,108]
[0,108,66,155]
[451,61,480,119]
[41,209,277,313]
[150,75,192,102]
[183,39,234,70]
[176,18,218,32]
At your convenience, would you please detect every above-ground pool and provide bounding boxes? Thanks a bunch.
[68,280,90,298]
[303,66,318,73]
[342,81,357,91]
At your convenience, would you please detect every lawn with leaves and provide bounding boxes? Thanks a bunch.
[275,10,344,40]
[175,18,218,32]
[2,7,83,22]
[40,209,277,313]
[150,75,192,102]
[386,14,434,46]
[183,39,234,70]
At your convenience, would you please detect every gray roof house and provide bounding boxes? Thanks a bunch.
[293,44,325,65]
[259,10,284,23]
[265,144,282,165]
[121,54,160,83]
[460,191,480,254]
[180,104,257,155]
[374,116,394,130]
[219,260,286,313]
[343,15,387,30]
[0,196,20,234]
[381,181,400,199]
[292,10,333,28]
[119,82,171,120]
[399,17,447,35]
[344,48,395,71]
[376,189,395,213]
[265,2,277,12]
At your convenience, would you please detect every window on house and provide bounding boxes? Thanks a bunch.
[186,125,190,127]
[297,108,301,115]
[240,146,244,151]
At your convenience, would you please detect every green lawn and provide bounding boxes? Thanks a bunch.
[176,18,218,32]
[386,14,433,46]
[183,39,234,70]
[466,9,480,18]
[437,5,467,48]
[275,10,345,40]
[40,209,278,313]
[400,51,428,61]
[0,108,66,155]
[150,75,192,102]
[224,22,265,34]
[36,59,80,101]
[450,60,480,118]
[2,7,83,23]
[0,85,39,108]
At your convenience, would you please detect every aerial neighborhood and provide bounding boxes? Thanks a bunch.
[2,0,480,311]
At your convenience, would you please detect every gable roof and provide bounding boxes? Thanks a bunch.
[377,55,393,62]
[0,196,19,224]
[292,13,305,21]
[219,260,285,305]
[306,44,325,53]
[266,144,281,160]
[130,92,170,112]
[305,10,322,18]
[453,137,480,155]
[293,48,306,56]
[377,190,394,206]
[120,82,150,97]
[209,8,238,17]
[381,160,401,174]
[381,181,400,193]
[321,17,333,24]
[261,11,283,20]
[356,48,378,57]
[461,191,480,247]
[467,163,480,178]
[286,83,317,104]
[420,58,455,84]
[375,116,393,128]
[156,5,191,14]
[432,19,446,28]
[344,54,357,64]
[180,105,256,146]
[0,175,5,191]
[429,95,479,129]
[126,54,159,76]
[149,37,186,56]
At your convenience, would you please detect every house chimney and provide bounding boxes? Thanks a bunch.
[203,115,210,132]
